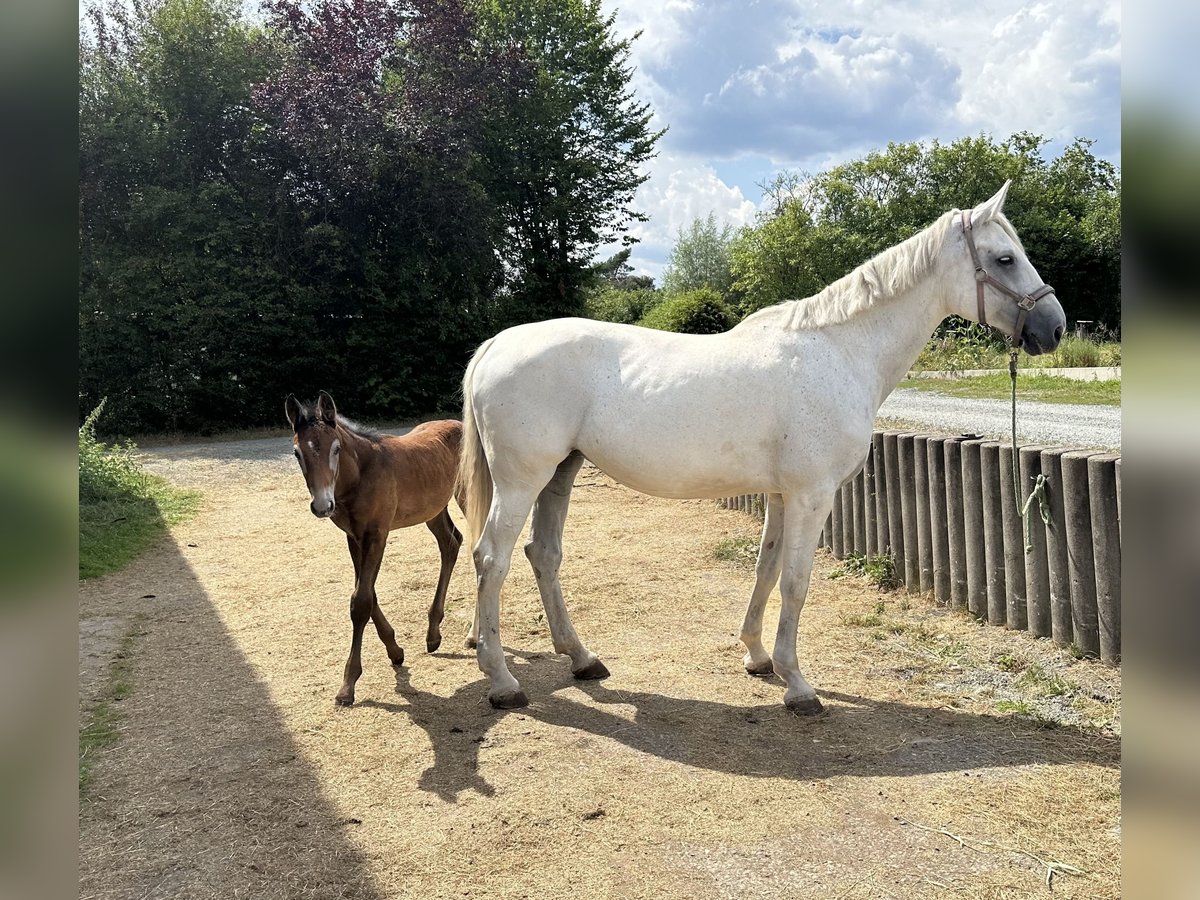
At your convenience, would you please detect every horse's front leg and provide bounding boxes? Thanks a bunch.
[741,493,784,675]
[424,508,462,653]
[335,529,388,706]
[772,493,830,715]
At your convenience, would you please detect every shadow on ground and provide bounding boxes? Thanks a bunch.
[78,539,383,900]
[358,650,1119,803]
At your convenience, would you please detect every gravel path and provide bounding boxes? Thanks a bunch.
[879,388,1120,449]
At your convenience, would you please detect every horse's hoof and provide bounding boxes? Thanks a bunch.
[744,659,774,677]
[335,695,355,707]
[488,689,529,710]
[426,636,442,654]
[573,658,610,681]
[785,696,826,716]
[465,636,478,650]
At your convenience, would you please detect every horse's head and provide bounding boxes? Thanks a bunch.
[285,390,341,518]
[949,181,1067,355]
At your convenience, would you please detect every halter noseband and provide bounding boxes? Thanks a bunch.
[961,209,1055,344]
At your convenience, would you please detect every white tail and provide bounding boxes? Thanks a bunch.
[456,339,494,553]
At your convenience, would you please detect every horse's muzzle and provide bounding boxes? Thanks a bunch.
[310,498,336,518]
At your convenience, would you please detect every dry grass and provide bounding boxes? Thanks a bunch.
[78,440,1120,899]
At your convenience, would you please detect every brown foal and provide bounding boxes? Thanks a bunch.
[285,391,465,706]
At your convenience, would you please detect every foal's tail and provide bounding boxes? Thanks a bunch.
[457,339,495,553]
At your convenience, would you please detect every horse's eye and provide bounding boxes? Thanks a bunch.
[998,255,1014,266]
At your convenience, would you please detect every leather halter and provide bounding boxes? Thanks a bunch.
[961,209,1055,344]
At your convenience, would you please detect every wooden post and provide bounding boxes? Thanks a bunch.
[1040,448,1074,647]
[831,484,845,560]
[979,441,1007,626]
[926,436,951,605]
[914,435,933,594]
[873,431,890,556]
[897,434,920,592]
[853,466,867,555]
[1019,445,1052,638]
[944,438,968,609]
[1088,453,1122,664]
[864,444,878,557]
[1061,450,1100,657]
[999,444,1028,631]
[841,481,855,557]
[883,432,905,570]
[961,439,988,619]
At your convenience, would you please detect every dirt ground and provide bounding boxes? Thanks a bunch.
[78,435,1120,900]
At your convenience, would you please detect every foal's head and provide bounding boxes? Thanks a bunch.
[285,391,342,519]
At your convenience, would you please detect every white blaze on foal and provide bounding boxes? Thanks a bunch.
[458,183,1066,714]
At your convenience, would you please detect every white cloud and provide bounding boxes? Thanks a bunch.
[600,0,1120,275]
[602,154,758,281]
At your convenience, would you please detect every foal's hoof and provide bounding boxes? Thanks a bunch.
[334,694,355,707]
[744,659,775,677]
[785,696,826,717]
[572,658,611,681]
[488,689,529,710]
[426,635,442,653]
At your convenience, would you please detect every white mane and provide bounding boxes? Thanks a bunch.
[735,209,962,331]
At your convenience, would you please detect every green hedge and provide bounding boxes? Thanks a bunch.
[637,288,734,334]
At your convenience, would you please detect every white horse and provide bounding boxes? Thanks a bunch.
[458,182,1065,714]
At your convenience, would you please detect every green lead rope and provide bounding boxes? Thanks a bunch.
[1010,348,1051,553]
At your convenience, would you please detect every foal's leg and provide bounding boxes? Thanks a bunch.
[474,483,544,709]
[424,508,462,653]
[335,528,388,706]
[740,492,785,675]
[771,493,830,715]
[351,533,405,667]
[524,452,607,679]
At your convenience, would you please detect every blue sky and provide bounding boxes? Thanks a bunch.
[600,0,1121,280]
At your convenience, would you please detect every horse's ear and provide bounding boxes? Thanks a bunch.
[972,180,1012,222]
[285,394,303,431]
[316,390,337,425]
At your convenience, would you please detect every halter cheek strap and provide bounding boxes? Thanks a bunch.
[961,210,1055,343]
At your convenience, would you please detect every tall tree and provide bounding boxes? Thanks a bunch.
[473,0,663,323]
[662,213,737,300]
[80,0,279,432]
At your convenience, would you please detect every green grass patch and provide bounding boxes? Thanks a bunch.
[915,329,1120,373]
[1015,663,1074,698]
[79,401,201,579]
[840,612,884,628]
[827,552,902,590]
[995,699,1035,715]
[900,372,1120,406]
[713,534,760,569]
[79,621,143,796]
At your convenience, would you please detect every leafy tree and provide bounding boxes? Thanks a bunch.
[638,288,733,334]
[662,213,737,300]
[473,0,663,324]
[80,0,280,432]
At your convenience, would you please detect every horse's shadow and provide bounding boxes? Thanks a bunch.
[360,651,1119,802]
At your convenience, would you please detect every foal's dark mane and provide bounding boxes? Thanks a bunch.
[336,415,384,443]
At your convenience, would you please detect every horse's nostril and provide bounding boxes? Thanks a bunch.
[1054,325,1064,343]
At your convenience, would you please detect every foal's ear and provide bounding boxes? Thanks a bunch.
[316,390,337,425]
[972,180,1012,223]
[284,394,304,431]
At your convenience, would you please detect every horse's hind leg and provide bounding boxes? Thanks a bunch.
[336,528,389,706]
[525,452,607,680]
[741,493,784,675]
[425,507,462,653]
